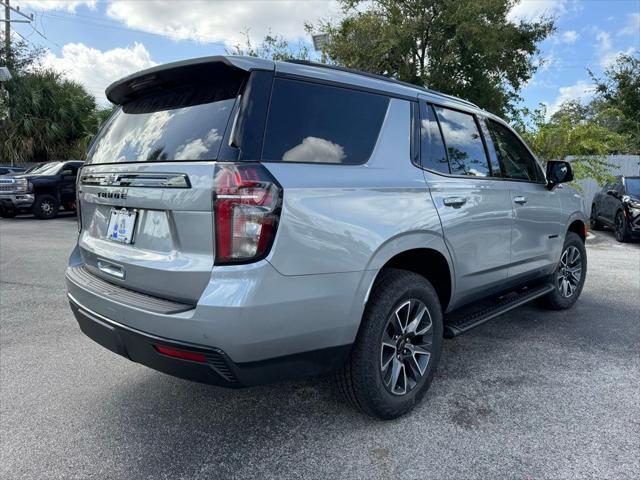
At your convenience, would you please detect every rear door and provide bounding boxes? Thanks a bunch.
[484,118,562,279]
[77,63,252,304]
[419,100,513,305]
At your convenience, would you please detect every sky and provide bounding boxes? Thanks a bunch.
[8,0,640,114]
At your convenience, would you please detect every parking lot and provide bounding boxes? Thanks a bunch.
[1,215,638,480]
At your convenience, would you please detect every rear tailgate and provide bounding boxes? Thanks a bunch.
[74,57,263,304]
[78,162,216,303]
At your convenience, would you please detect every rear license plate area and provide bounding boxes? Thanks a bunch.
[107,208,138,244]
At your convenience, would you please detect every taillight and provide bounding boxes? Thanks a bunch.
[213,163,282,264]
[76,166,82,232]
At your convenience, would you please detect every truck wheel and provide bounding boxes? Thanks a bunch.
[32,194,59,219]
[589,206,602,230]
[336,268,443,419]
[543,232,587,310]
[614,211,630,243]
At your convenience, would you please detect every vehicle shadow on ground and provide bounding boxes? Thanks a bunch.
[85,287,637,478]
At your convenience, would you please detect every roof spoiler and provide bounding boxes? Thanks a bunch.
[105,55,274,105]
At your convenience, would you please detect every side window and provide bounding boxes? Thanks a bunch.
[419,103,449,173]
[433,106,490,177]
[262,79,390,164]
[0,168,8,175]
[487,120,542,182]
[63,165,79,176]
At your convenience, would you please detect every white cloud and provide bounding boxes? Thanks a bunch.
[282,137,346,163]
[507,0,567,22]
[618,13,640,36]
[594,28,636,68]
[17,0,95,12]
[546,80,595,116]
[106,0,342,47]
[561,30,578,43]
[42,42,157,104]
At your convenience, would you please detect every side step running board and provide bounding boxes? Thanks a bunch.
[443,283,554,338]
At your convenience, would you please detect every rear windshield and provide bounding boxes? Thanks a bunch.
[86,84,239,164]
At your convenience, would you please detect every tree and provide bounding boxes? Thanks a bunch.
[1,70,99,164]
[314,0,554,117]
[590,53,640,153]
[0,40,102,164]
[516,102,627,187]
[227,31,310,61]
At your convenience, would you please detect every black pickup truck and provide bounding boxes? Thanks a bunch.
[590,175,640,242]
[0,160,83,219]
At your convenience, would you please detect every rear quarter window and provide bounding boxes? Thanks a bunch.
[262,79,390,165]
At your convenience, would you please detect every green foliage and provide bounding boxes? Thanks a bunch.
[515,102,626,187]
[1,70,99,164]
[589,53,640,153]
[0,40,105,164]
[513,52,639,187]
[227,30,310,61]
[313,0,554,116]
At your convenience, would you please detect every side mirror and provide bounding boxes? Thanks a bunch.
[546,160,573,190]
[606,189,617,196]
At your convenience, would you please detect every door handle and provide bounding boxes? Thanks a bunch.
[443,197,467,207]
[97,259,125,279]
[513,196,528,205]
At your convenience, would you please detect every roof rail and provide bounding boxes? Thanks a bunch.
[283,59,479,108]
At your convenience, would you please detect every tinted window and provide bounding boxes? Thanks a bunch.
[420,104,449,173]
[487,120,541,181]
[434,106,490,177]
[625,178,640,195]
[0,168,8,175]
[87,84,240,164]
[262,79,389,164]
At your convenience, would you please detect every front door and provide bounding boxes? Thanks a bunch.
[484,119,562,279]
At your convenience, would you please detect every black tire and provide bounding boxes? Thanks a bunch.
[589,206,603,230]
[614,210,630,243]
[336,268,443,419]
[542,232,587,310]
[32,194,59,219]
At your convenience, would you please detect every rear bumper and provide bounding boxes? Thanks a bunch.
[68,294,350,387]
[65,247,373,386]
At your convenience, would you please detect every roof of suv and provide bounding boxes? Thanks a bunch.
[106,55,481,113]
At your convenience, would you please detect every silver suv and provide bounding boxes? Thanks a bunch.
[66,56,587,419]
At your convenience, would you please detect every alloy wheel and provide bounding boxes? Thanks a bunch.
[41,201,53,215]
[556,245,582,298]
[380,299,433,396]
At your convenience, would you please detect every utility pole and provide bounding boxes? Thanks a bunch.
[4,0,10,65]
[1,0,35,67]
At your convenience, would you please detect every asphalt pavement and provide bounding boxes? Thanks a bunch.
[1,214,639,479]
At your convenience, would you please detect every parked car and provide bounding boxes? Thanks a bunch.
[0,160,84,219]
[590,176,640,242]
[0,165,26,176]
[66,57,587,419]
